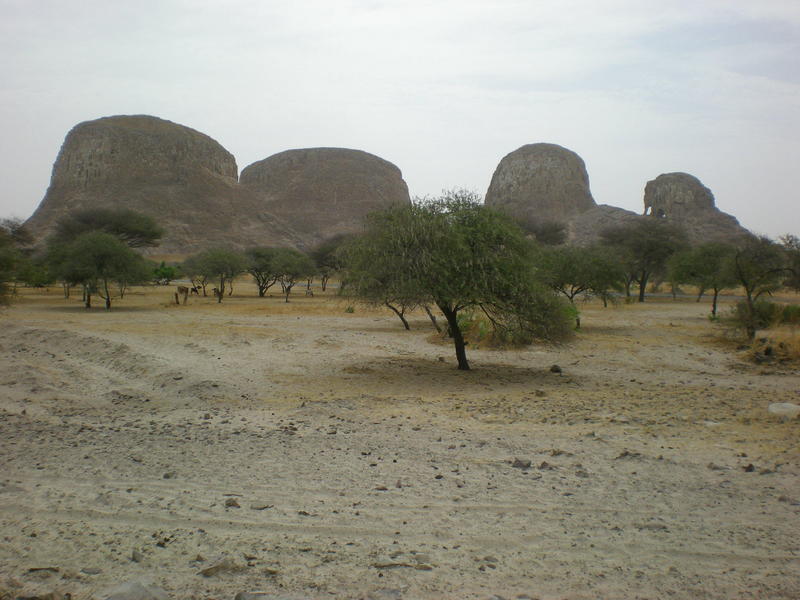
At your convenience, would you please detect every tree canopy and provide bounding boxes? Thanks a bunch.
[342,190,572,370]
[52,208,163,248]
[600,219,688,302]
[51,231,151,309]
[668,242,737,316]
[182,248,247,303]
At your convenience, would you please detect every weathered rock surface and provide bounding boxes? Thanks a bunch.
[25,115,302,255]
[25,117,409,255]
[568,204,641,245]
[642,172,750,244]
[485,143,597,229]
[240,148,411,246]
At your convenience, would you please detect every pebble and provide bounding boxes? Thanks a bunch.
[199,556,242,577]
[768,403,800,420]
[511,458,531,469]
[93,578,169,600]
[549,365,562,373]
[131,550,144,563]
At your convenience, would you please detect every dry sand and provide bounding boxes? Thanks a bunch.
[1,285,798,599]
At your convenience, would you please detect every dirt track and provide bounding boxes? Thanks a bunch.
[1,287,798,599]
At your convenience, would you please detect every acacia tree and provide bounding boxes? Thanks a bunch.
[540,245,624,328]
[601,219,687,302]
[184,249,246,303]
[309,234,350,292]
[245,247,282,297]
[668,242,737,317]
[272,248,316,302]
[53,232,151,309]
[342,190,572,370]
[780,234,800,292]
[726,235,789,339]
[52,208,163,248]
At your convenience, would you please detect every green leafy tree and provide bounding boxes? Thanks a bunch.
[726,235,789,338]
[601,219,688,302]
[780,234,800,292]
[0,227,19,305]
[342,190,572,370]
[540,245,624,328]
[271,248,316,303]
[53,232,151,309]
[183,249,246,303]
[668,243,737,317]
[245,247,282,297]
[153,261,181,285]
[309,234,351,292]
[52,208,163,248]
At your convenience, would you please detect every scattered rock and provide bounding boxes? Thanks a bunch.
[707,463,730,471]
[249,503,274,510]
[199,556,243,577]
[81,568,102,575]
[768,403,800,420]
[538,461,555,470]
[511,458,532,469]
[162,472,176,480]
[93,578,169,600]
[549,365,562,374]
[224,497,241,508]
[743,464,756,473]
[131,550,143,563]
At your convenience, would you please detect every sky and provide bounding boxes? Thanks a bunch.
[1,0,798,237]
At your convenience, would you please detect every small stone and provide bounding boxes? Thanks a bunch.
[199,556,242,577]
[162,472,176,479]
[81,567,102,575]
[534,389,546,397]
[225,498,241,508]
[538,461,554,470]
[743,464,755,472]
[94,578,170,600]
[131,550,143,563]
[768,403,800,420]
[549,364,562,373]
[249,503,274,511]
[511,458,532,469]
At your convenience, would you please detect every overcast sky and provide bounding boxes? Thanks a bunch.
[1,0,798,236]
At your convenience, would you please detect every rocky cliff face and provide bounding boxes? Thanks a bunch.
[25,116,410,255]
[485,143,597,229]
[643,173,750,244]
[25,115,304,254]
[240,148,411,246]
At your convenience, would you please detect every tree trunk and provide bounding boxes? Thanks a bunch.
[284,284,293,303]
[321,275,329,292]
[440,305,469,370]
[217,276,224,303]
[696,286,705,302]
[85,290,91,309]
[638,273,648,302]
[423,305,442,333]
[711,288,719,317]
[228,280,234,296]
[384,302,410,330]
[744,291,756,339]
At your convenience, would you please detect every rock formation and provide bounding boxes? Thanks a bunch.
[484,143,751,245]
[25,116,410,255]
[642,172,750,244]
[239,148,411,246]
[484,143,597,230]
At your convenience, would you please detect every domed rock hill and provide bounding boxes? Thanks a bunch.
[484,143,597,230]
[642,172,750,244]
[25,116,410,255]
[239,148,411,246]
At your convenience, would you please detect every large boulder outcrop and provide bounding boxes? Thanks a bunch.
[25,115,303,255]
[643,172,750,243]
[484,143,597,229]
[239,148,411,246]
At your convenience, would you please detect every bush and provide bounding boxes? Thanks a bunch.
[781,304,800,325]
[728,300,781,332]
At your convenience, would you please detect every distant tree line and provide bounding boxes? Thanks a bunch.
[3,203,798,350]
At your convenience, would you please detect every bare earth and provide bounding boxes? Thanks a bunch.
[1,285,798,600]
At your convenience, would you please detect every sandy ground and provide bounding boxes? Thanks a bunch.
[0,284,798,600]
